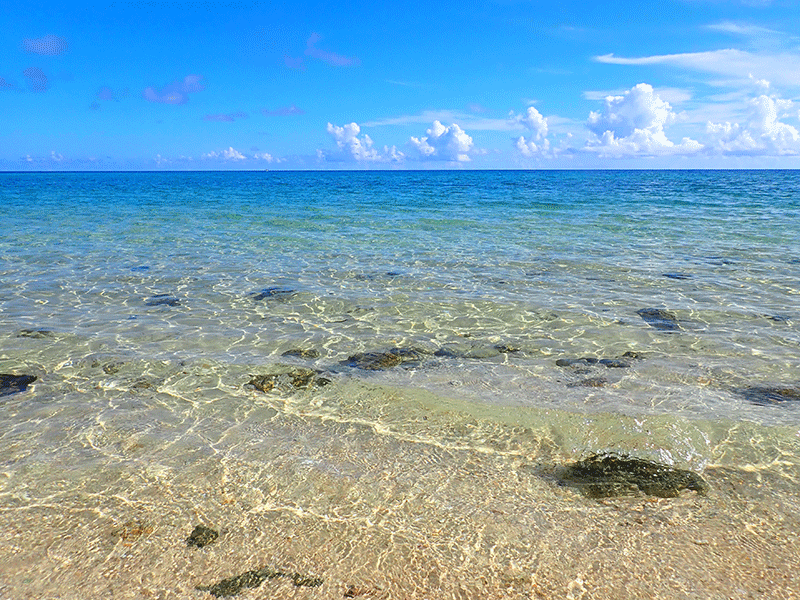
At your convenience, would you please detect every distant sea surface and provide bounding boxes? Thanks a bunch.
[1,171,799,599]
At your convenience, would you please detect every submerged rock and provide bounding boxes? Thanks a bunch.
[434,343,518,360]
[17,329,54,339]
[145,294,181,307]
[186,524,219,548]
[281,348,321,359]
[556,352,642,370]
[662,272,692,280]
[252,287,295,301]
[738,385,800,406]
[344,347,428,370]
[567,376,607,388]
[636,308,680,331]
[197,567,322,597]
[248,366,330,393]
[0,374,37,397]
[558,453,708,499]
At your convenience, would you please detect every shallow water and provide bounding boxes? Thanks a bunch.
[1,170,799,599]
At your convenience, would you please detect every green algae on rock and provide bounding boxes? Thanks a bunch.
[343,347,429,370]
[247,365,331,394]
[558,453,708,499]
[197,567,322,597]
[186,524,219,548]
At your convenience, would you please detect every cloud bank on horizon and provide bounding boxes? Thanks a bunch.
[2,0,800,169]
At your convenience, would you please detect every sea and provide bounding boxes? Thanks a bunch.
[0,170,798,599]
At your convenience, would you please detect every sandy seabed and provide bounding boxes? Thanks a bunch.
[1,378,798,600]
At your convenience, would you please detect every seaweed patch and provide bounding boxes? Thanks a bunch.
[197,567,322,597]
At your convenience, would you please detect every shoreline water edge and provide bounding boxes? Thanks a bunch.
[1,170,798,598]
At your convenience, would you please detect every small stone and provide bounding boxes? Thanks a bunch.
[0,374,37,397]
[186,524,219,548]
[662,272,691,280]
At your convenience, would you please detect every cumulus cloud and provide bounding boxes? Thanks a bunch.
[584,83,702,157]
[23,67,48,92]
[409,121,474,162]
[143,75,205,105]
[262,104,305,116]
[705,94,800,155]
[509,106,550,156]
[202,147,246,161]
[22,35,68,56]
[323,122,403,163]
[305,33,360,67]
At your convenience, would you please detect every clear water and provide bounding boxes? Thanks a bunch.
[1,171,799,599]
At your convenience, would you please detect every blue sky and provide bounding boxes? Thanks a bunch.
[3,0,800,170]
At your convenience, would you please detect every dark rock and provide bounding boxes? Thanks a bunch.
[344,347,428,370]
[636,308,680,331]
[765,314,791,323]
[281,348,321,359]
[556,357,630,368]
[558,453,708,499]
[738,385,800,406]
[248,366,330,394]
[17,329,54,339]
[252,287,295,301]
[145,294,180,307]
[621,351,646,359]
[0,374,37,397]
[187,524,219,548]
[494,344,520,354]
[662,272,691,280]
[197,567,322,597]
[556,358,598,367]
[598,358,630,368]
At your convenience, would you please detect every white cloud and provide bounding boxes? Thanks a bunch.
[409,121,474,162]
[253,152,275,162]
[595,50,800,88]
[323,122,404,162]
[509,106,550,157]
[705,94,800,155]
[143,75,205,105]
[203,146,246,161]
[584,83,703,157]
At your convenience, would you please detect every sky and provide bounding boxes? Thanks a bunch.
[2,0,800,170]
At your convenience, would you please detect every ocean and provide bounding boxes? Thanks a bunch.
[1,170,798,599]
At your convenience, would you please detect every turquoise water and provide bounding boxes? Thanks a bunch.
[1,171,799,599]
